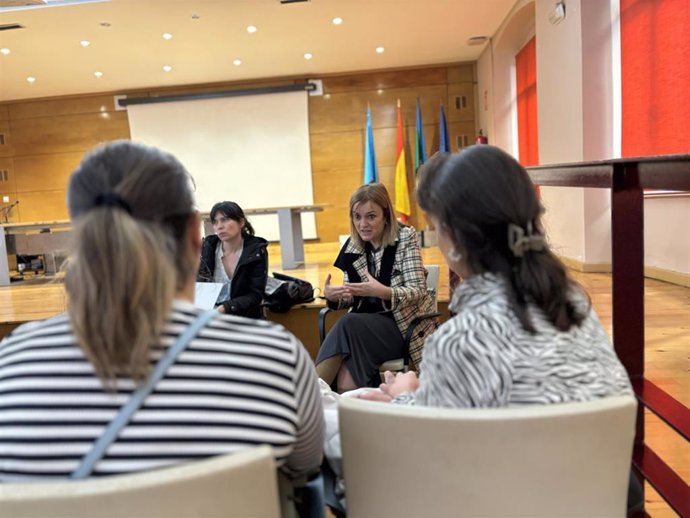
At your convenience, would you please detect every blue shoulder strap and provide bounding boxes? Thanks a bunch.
[71,309,217,479]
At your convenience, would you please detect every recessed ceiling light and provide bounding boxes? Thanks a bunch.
[162,32,173,40]
[94,71,103,78]
[26,76,36,83]
[162,65,172,72]
[332,17,343,25]
[80,40,90,47]
[304,52,313,60]
[233,59,242,66]
[0,48,9,55]
[246,25,257,33]
[375,46,385,54]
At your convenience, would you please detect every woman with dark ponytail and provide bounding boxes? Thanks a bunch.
[364,145,632,408]
[197,201,268,318]
[357,145,642,512]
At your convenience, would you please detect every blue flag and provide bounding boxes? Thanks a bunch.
[414,97,427,174]
[439,104,451,153]
[364,107,379,183]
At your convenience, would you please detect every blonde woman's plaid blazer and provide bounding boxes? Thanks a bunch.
[329,225,437,368]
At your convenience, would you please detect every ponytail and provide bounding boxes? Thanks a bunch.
[509,247,587,333]
[66,209,178,385]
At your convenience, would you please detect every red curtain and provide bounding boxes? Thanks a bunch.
[516,36,539,166]
[621,0,690,156]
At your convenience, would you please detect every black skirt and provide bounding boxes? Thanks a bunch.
[315,312,404,387]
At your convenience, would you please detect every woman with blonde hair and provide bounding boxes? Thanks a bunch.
[0,140,323,484]
[315,182,435,392]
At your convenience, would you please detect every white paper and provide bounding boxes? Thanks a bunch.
[194,282,224,310]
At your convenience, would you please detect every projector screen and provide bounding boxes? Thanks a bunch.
[126,90,316,241]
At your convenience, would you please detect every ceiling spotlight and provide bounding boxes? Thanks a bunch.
[332,17,343,25]
[26,76,36,83]
[0,48,9,55]
[304,52,313,60]
[94,71,103,78]
[162,65,172,72]
[233,59,242,66]
[246,25,257,33]
[375,46,385,54]
[162,32,173,40]
[80,40,90,47]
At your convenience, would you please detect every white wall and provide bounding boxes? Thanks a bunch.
[645,198,690,274]
[474,0,689,277]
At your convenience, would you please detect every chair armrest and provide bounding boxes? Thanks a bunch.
[318,306,333,345]
[402,312,441,365]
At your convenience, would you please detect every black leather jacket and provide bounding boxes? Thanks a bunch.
[197,234,268,318]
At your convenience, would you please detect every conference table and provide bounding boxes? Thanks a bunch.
[0,220,72,287]
[0,204,325,286]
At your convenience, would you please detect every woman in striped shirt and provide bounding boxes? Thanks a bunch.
[0,141,324,482]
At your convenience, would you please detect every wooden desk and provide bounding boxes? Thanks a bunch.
[0,220,72,287]
[202,204,326,269]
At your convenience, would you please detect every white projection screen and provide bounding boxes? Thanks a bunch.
[126,90,316,241]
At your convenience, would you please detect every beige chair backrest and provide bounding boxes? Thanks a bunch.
[425,264,440,311]
[339,396,637,518]
[0,445,281,518]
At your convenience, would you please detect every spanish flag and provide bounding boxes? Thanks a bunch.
[394,99,411,223]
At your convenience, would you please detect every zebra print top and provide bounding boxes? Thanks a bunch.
[0,300,324,481]
[394,273,632,407]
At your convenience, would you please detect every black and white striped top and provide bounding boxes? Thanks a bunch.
[0,300,324,481]
[395,273,632,407]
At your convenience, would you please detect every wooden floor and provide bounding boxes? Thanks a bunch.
[0,241,687,516]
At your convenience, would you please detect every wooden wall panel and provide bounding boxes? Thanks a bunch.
[9,95,123,120]
[310,85,448,134]
[14,152,83,192]
[448,121,478,152]
[447,64,475,83]
[0,120,13,158]
[0,156,19,223]
[447,82,476,122]
[0,62,475,232]
[16,190,69,222]
[10,112,129,156]
[321,67,448,94]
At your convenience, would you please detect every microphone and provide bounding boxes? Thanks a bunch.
[1,200,19,223]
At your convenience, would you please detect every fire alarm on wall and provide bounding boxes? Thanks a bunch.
[549,1,566,25]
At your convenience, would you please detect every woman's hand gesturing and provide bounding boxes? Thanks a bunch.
[324,273,351,302]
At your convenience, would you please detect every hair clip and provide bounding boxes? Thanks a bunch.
[508,221,545,257]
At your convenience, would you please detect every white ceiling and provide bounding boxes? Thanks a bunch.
[0,0,518,102]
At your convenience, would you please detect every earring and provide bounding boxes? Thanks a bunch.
[448,248,463,263]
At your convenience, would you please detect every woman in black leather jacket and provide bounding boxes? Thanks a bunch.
[197,201,268,318]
